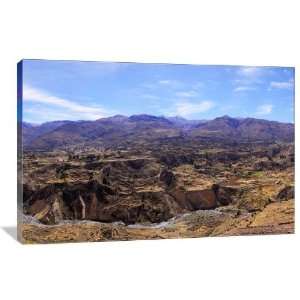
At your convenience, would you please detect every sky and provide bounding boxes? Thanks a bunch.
[21,60,295,124]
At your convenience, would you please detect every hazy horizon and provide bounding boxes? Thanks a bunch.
[21,60,295,124]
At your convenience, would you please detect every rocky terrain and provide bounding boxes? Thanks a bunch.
[19,115,295,243]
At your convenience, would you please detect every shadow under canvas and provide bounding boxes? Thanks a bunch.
[1,226,18,242]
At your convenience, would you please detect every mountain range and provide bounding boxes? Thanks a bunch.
[22,115,294,150]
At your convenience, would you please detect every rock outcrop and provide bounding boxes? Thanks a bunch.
[23,175,236,225]
[276,185,294,201]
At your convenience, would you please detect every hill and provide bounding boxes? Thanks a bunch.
[23,115,294,151]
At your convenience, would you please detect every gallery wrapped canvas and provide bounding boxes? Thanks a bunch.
[17,60,295,244]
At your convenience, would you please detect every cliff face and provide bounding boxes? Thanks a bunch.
[23,158,238,225]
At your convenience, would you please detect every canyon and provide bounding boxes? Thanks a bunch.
[19,115,295,243]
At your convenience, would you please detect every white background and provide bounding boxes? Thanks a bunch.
[0,1,299,299]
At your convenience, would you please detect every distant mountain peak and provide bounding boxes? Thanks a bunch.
[129,114,170,123]
[213,115,241,128]
[215,115,234,120]
[168,116,187,121]
[22,114,294,151]
[98,115,128,122]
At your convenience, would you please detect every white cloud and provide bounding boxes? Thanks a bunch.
[173,100,215,117]
[175,91,198,98]
[269,79,294,90]
[193,82,205,89]
[158,79,183,88]
[142,80,182,90]
[256,104,273,115]
[141,94,159,100]
[73,61,130,76]
[144,79,203,92]
[24,106,80,123]
[233,86,256,92]
[23,85,112,120]
[233,67,264,91]
[158,80,175,85]
[141,83,156,89]
[238,67,261,77]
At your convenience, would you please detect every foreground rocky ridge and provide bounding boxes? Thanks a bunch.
[21,199,294,243]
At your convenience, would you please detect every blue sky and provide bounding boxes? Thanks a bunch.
[22,60,294,123]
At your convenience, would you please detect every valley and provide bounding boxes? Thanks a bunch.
[19,115,295,243]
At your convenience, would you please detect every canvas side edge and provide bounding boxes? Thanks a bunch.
[17,60,23,243]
